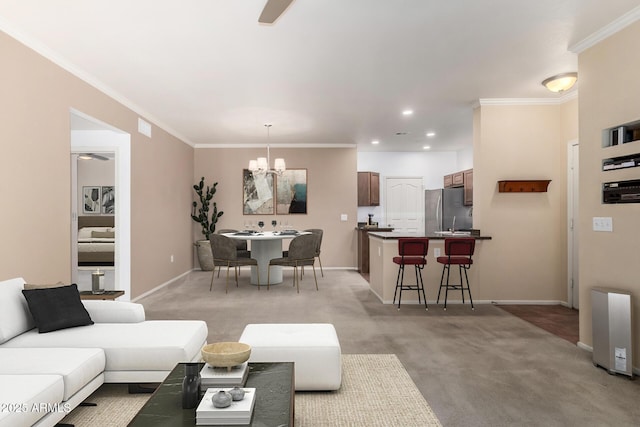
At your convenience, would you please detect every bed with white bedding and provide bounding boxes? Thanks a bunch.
[78,216,114,266]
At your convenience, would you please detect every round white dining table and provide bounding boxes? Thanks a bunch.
[223,231,305,285]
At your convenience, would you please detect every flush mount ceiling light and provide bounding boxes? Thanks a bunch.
[248,124,286,175]
[402,109,414,116]
[371,140,380,145]
[423,145,431,150]
[426,132,436,137]
[542,72,578,93]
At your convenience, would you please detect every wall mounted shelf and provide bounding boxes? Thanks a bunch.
[498,180,551,193]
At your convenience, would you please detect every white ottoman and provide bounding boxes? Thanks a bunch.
[239,323,342,391]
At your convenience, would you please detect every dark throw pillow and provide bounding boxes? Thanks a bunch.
[22,284,94,333]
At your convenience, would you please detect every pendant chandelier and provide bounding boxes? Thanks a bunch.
[248,124,286,175]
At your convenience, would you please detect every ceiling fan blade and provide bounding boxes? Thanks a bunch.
[258,0,294,24]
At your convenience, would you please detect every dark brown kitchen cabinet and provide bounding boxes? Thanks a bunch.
[357,227,393,273]
[358,172,380,206]
[445,172,464,188]
[463,169,473,205]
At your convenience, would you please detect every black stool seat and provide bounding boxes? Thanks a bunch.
[436,237,475,310]
[392,238,429,310]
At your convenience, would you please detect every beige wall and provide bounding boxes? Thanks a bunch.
[473,100,578,301]
[194,147,358,268]
[0,31,194,299]
[577,21,640,367]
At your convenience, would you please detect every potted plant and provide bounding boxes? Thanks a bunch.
[191,177,224,270]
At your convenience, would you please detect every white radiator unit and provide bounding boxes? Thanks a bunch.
[591,287,633,377]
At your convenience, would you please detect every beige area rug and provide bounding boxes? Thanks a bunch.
[62,354,441,426]
[295,354,441,426]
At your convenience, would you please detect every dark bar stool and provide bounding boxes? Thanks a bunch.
[436,237,475,310]
[392,238,429,310]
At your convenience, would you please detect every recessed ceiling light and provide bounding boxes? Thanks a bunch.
[423,145,431,150]
[402,109,413,116]
[371,140,379,145]
[426,132,436,137]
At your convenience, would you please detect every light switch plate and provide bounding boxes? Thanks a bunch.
[434,248,441,258]
[340,214,348,221]
[593,217,613,232]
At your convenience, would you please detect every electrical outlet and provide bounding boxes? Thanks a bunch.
[434,248,441,258]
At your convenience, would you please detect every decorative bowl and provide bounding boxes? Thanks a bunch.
[201,342,251,369]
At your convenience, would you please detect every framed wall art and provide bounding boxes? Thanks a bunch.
[101,186,115,214]
[276,169,307,214]
[243,169,274,214]
[82,186,101,214]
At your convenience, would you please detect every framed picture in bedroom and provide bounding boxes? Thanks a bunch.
[101,186,115,214]
[82,186,101,214]
[276,169,307,215]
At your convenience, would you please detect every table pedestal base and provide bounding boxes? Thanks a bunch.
[251,239,283,285]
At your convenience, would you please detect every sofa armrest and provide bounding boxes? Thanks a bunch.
[82,300,146,323]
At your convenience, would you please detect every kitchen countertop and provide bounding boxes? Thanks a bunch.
[368,231,491,240]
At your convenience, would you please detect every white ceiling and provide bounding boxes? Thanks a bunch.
[2,0,640,152]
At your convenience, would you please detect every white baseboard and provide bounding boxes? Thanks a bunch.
[131,269,192,302]
[489,300,566,305]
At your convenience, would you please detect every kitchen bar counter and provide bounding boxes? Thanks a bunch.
[367,231,491,240]
[368,232,491,305]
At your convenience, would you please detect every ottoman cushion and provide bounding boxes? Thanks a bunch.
[239,323,341,391]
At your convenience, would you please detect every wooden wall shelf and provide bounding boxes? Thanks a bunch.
[498,180,551,193]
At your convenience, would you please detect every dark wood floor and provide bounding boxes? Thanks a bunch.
[497,304,579,344]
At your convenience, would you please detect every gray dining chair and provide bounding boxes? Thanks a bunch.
[303,229,324,277]
[267,233,318,293]
[210,234,259,293]
[215,229,251,278]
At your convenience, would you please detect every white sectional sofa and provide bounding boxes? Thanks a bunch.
[0,277,208,427]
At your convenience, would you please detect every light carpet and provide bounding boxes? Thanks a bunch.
[61,354,441,426]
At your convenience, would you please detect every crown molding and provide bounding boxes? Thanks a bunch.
[477,91,577,107]
[0,21,195,147]
[195,143,357,149]
[570,5,640,53]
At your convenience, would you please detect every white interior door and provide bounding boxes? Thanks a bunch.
[385,178,423,232]
[568,141,579,309]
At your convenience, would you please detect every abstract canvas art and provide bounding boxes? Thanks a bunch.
[276,169,307,214]
[243,169,274,214]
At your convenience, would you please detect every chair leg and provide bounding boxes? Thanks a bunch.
[267,265,270,290]
[210,269,215,291]
[398,264,406,309]
[393,264,403,308]
[463,265,474,310]
[225,264,231,294]
[294,266,300,293]
[312,264,318,290]
[318,256,324,277]
[415,264,428,310]
[257,266,261,290]
[437,264,446,304]
[443,264,451,310]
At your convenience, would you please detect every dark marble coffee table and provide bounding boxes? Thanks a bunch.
[128,362,294,426]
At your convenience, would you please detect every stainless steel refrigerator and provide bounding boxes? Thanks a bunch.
[425,188,472,233]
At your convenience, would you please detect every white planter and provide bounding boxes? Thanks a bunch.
[195,240,214,271]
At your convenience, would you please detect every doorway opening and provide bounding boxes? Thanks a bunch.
[70,109,132,300]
